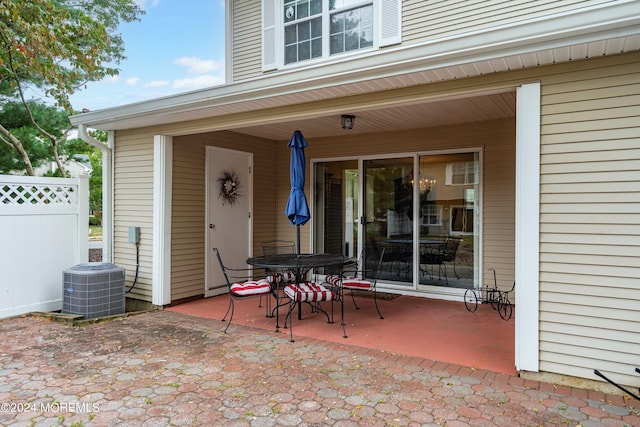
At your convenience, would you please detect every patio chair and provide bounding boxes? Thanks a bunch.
[261,240,296,256]
[324,247,386,327]
[282,254,342,342]
[260,240,296,313]
[213,248,276,333]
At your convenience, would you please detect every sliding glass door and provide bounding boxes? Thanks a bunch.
[313,150,479,292]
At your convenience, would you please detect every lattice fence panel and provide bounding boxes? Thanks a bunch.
[1,183,77,205]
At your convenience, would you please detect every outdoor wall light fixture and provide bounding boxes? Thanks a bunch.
[341,114,356,130]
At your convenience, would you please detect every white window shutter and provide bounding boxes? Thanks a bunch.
[379,0,401,47]
[262,0,277,71]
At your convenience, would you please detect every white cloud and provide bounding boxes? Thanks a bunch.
[173,75,225,90]
[143,80,171,88]
[125,77,140,86]
[174,57,224,75]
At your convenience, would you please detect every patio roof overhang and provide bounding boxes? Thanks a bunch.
[69,1,640,139]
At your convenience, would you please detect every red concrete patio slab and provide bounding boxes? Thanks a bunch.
[167,292,516,375]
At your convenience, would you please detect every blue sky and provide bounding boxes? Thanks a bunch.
[69,0,226,112]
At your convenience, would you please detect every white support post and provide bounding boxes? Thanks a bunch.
[515,82,541,372]
[152,135,173,306]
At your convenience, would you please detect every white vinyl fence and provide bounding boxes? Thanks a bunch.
[0,175,88,318]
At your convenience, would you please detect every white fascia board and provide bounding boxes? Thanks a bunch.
[70,1,640,131]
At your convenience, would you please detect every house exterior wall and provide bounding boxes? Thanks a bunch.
[171,131,277,301]
[273,119,517,291]
[114,129,278,303]
[231,0,615,82]
[113,129,155,302]
[171,138,206,301]
[537,53,640,385]
[161,119,517,303]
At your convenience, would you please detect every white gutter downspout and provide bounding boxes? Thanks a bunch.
[77,124,113,263]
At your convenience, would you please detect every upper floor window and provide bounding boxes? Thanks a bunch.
[284,0,373,65]
[330,1,374,55]
[263,0,401,71]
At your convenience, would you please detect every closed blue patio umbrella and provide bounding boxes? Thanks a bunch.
[285,130,310,254]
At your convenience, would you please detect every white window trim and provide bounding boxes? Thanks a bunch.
[263,0,401,71]
[283,0,374,66]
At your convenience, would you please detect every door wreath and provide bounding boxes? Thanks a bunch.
[217,170,241,205]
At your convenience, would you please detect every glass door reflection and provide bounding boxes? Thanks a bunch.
[363,157,414,286]
[313,160,359,257]
[418,152,478,289]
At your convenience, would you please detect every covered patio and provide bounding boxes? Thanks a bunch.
[167,292,515,375]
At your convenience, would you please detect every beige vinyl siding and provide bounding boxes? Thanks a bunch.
[481,123,516,290]
[171,139,206,301]
[113,129,277,303]
[403,0,611,45]
[273,119,516,288]
[232,0,613,80]
[170,131,277,301]
[539,56,640,386]
[113,130,155,301]
[232,0,262,82]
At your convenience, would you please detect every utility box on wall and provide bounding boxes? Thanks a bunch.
[62,263,125,319]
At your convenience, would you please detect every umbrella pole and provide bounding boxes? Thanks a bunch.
[296,225,301,255]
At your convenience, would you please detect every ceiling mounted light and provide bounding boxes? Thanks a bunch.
[341,114,355,130]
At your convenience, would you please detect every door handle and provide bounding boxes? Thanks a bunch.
[209,224,215,229]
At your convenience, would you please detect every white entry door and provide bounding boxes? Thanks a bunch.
[205,146,253,297]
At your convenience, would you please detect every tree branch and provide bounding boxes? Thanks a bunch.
[0,124,35,176]
[6,44,68,177]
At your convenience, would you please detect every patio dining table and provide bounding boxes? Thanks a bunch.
[247,253,350,272]
[247,253,352,321]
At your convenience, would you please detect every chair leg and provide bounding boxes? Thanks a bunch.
[287,300,295,342]
[274,291,282,332]
[350,291,361,310]
[221,296,232,322]
[263,294,270,317]
[372,289,384,319]
[340,292,347,338]
[222,298,235,333]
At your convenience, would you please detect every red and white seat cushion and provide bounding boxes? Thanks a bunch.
[325,275,373,291]
[284,282,335,302]
[230,279,272,297]
[265,272,296,286]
